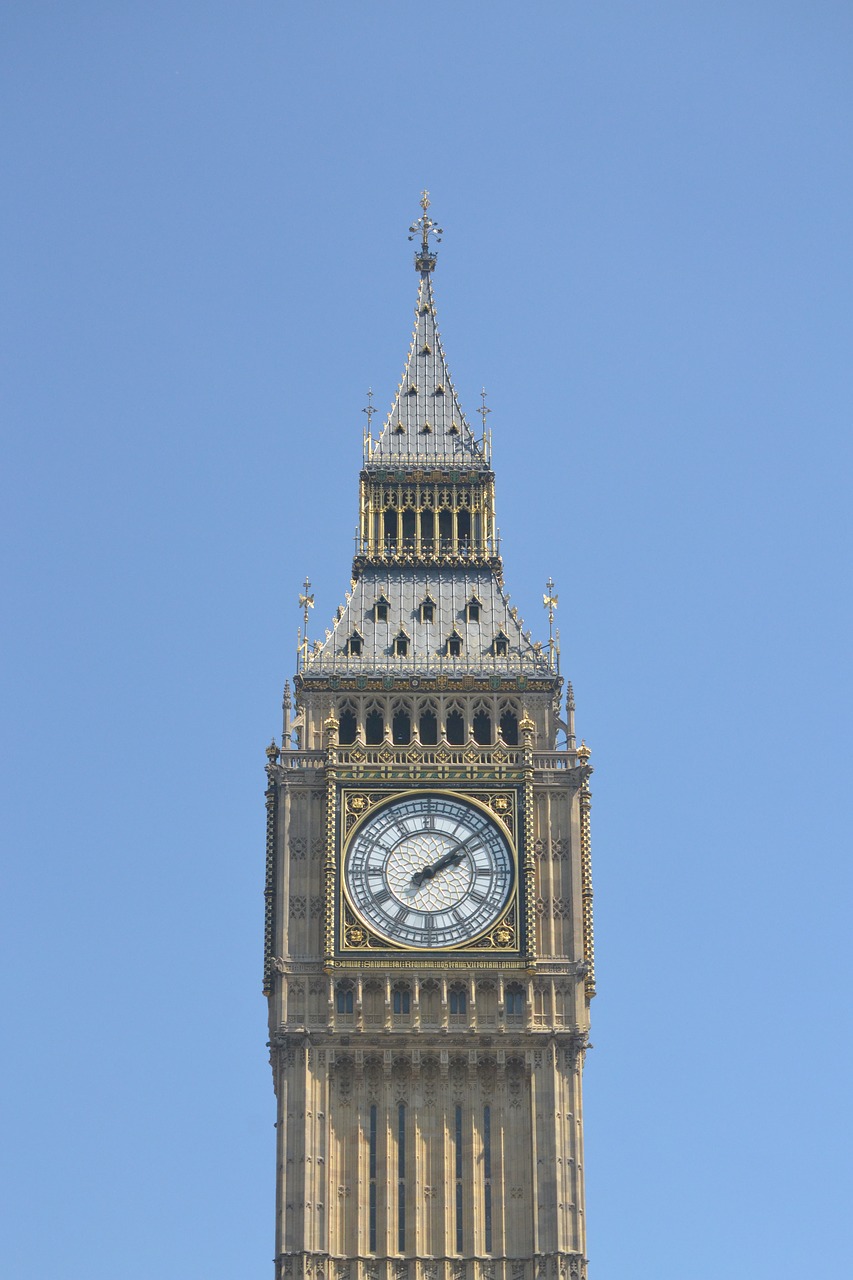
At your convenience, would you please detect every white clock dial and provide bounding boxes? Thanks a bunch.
[344,793,513,949]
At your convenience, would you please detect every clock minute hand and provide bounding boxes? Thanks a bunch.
[433,848,465,875]
[411,848,466,888]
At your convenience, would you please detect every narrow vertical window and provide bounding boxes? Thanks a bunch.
[338,707,357,744]
[483,1104,492,1253]
[472,709,492,745]
[446,708,465,745]
[397,1103,406,1252]
[454,1104,463,1253]
[418,706,438,745]
[369,1105,377,1252]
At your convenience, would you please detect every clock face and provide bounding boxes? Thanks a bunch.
[343,793,514,949]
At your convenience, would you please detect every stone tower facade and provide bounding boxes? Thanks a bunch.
[264,197,595,1280]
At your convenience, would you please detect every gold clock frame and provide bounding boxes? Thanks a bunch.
[335,785,523,960]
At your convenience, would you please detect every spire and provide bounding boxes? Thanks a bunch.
[366,194,490,467]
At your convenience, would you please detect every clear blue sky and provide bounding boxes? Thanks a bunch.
[2,4,851,1278]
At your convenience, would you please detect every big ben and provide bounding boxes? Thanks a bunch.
[264,195,595,1280]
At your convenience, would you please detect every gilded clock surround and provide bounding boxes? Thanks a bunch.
[264,197,596,1280]
[338,787,522,957]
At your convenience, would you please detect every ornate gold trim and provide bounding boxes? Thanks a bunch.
[578,743,596,1000]
[520,716,537,965]
[323,716,339,967]
[337,786,522,958]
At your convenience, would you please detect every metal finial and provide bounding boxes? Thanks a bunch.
[543,578,558,670]
[362,387,376,428]
[479,388,492,430]
[298,576,314,669]
[408,190,443,270]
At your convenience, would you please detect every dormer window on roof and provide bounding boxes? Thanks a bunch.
[420,596,436,624]
[374,596,390,623]
[448,421,459,434]
[420,421,432,434]
[492,630,510,657]
[393,421,405,435]
[392,630,409,657]
[407,384,417,395]
[466,596,482,624]
[446,630,463,658]
[434,384,444,395]
[345,629,364,656]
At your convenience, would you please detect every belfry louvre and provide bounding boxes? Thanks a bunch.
[263,196,595,1280]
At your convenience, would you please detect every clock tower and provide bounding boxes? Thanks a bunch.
[264,196,595,1280]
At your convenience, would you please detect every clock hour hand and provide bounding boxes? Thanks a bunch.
[411,848,466,888]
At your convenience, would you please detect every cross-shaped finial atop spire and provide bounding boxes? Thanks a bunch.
[479,387,491,430]
[297,576,314,670]
[408,191,443,271]
[543,578,559,672]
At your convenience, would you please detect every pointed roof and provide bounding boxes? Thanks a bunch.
[366,195,489,469]
[303,567,552,677]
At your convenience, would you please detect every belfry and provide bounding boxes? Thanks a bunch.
[264,195,595,1280]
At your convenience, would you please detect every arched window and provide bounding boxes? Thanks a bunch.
[457,508,471,547]
[365,706,384,745]
[439,508,453,548]
[449,987,466,1015]
[338,703,357,745]
[402,509,416,546]
[336,981,354,1015]
[449,984,467,1017]
[392,984,411,1017]
[419,703,438,745]
[499,706,519,746]
[472,706,492,745]
[446,706,465,745]
[505,983,525,1020]
[392,702,412,744]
